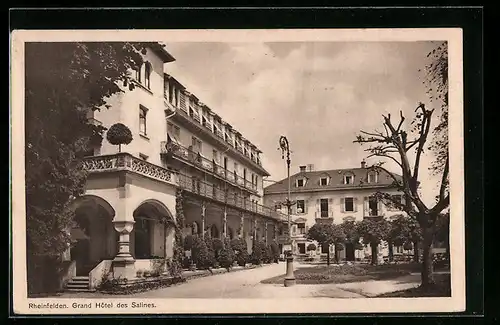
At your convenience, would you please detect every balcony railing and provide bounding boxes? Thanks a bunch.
[161,141,258,192]
[83,153,175,185]
[177,173,286,221]
[315,211,334,219]
[83,153,284,222]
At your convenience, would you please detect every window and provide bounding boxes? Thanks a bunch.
[212,149,219,164]
[136,67,141,83]
[344,175,354,184]
[234,162,239,174]
[297,243,306,254]
[368,172,378,183]
[191,137,202,153]
[296,178,305,187]
[297,223,306,235]
[167,122,180,139]
[243,168,247,181]
[139,106,147,136]
[296,200,305,214]
[255,176,258,188]
[369,196,378,216]
[144,62,151,89]
[320,198,329,218]
[320,177,328,186]
[251,174,255,186]
[344,197,354,212]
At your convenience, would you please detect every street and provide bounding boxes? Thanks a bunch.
[57,262,365,299]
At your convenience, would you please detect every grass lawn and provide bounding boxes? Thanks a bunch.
[375,273,451,297]
[260,263,423,285]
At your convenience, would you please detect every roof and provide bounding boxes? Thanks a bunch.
[150,43,176,63]
[264,167,403,194]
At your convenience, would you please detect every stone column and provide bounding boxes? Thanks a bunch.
[222,206,228,238]
[201,202,206,239]
[253,218,257,240]
[265,222,268,244]
[112,220,135,280]
[239,213,244,238]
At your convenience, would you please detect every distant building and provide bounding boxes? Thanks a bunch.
[264,161,407,261]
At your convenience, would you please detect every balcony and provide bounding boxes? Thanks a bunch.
[201,117,212,131]
[83,153,176,185]
[177,173,287,222]
[315,211,334,224]
[165,98,266,173]
[161,141,258,193]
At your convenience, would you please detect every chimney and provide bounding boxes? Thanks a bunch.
[299,165,307,173]
[361,160,366,168]
[307,164,314,172]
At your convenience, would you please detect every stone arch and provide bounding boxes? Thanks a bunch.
[132,199,176,259]
[68,195,116,275]
[210,224,220,239]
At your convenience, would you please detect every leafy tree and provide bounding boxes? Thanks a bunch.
[354,42,450,287]
[183,234,195,251]
[25,42,158,293]
[106,123,133,152]
[307,223,345,266]
[388,215,422,262]
[204,237,217,268]
[307,243,317,252]
[356,218,391,265]
[434,211,450,259]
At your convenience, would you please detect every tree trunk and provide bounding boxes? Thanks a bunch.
[413,241,420,263]
[388,241,394,262]
[371,243,378,265]
[334,248,339,264]
[326,250,330,266]
[118,144,122,152]
[421,228,435,287]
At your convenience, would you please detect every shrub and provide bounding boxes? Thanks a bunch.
[192,236,212,270]
[270,241,280,263]
[231,238,249,266]
[184,235,195,251]
[106,123,133,152]
[251,240,266,265]
[307,243,317,252]
[204,237,217,268]
[217,238,236,270]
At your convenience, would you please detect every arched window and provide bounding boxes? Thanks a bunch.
[144,62,152,89]
[210,224,220,239]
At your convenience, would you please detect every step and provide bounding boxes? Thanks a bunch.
[72,276,90,281]
[70,279,90,283]
[67,283,89,289]
[65,288,95,292]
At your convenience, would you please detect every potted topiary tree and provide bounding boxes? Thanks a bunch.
[106,123,133,152]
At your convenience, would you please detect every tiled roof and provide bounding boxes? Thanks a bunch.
[264,167,403,193]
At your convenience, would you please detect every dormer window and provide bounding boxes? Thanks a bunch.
[320,177,328,186]
[368,171,378,183]
[296,178,305,187]
[344,175,354,184]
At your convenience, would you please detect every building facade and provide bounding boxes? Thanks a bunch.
[64,43,287,290]
[263,162,407,261]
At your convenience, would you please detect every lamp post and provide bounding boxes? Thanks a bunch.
[279,136,296,287]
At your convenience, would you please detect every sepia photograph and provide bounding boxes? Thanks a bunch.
[11,28,465,314]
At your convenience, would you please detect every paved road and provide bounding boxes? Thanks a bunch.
[58,262,363,299]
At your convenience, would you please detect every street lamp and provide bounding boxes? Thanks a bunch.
[278,136,296,287]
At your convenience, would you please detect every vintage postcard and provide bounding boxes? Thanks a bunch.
[11,28,465,314]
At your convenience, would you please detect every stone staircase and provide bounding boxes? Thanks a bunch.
[65,276,94,292]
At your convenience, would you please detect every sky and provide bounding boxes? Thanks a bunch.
[163,41,445,206]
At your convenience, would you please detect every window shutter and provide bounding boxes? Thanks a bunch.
[353,197,358,212]
[340,198,345,213]
[363,197,369,216]
[378,199,383,216]
[305,199,309,214]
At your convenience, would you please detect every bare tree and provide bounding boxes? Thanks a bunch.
[354,103,449,287]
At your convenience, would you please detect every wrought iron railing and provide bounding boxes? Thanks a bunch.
[315,211,334,218]
[177,173,286,221]
[161,141,258,192]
